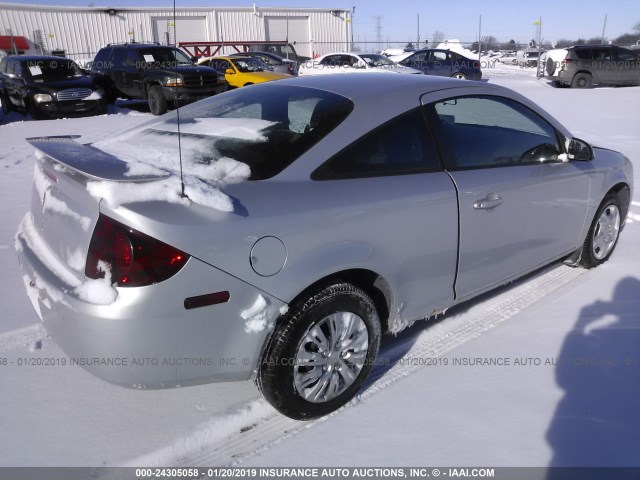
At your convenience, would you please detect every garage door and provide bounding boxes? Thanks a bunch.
[264,16,310,57]
[152,17,207,45]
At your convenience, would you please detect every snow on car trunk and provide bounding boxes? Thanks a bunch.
[14,136,173,305]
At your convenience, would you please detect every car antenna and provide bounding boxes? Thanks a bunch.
[172,0,186,198]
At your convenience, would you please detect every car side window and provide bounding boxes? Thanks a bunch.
[320,55,341,66]
[93,48,112,67]
[432,51,448,61]
[432,96,561,169]
[111,48,127,66]
[312,109,441,180]
[125,50,139,66]
[615,49,636,61]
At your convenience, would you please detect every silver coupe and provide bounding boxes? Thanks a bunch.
[16,74,633,420]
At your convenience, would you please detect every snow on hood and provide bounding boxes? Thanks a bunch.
[90,116,268,211]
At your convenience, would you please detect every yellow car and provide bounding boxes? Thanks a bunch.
[196,55,292,88]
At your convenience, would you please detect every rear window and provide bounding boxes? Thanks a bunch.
[96,85,353,180]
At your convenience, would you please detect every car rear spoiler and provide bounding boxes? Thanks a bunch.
[26,136,169,182]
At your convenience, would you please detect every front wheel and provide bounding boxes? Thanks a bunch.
[257,283,381,420]
[580,194,622,268]
[147,85,167,115]
[1,90,11,115]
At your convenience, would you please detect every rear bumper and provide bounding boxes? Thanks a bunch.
[15,214,284,388]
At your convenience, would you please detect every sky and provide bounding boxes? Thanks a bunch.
[5,0,640,46]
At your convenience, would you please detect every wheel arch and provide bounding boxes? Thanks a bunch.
[143,79,162,97]
[283,268,393,334]
[572,70,594,83]
[608,182,631,223]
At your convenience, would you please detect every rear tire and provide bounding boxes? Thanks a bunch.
[451,72,467,80]
[571,73,592,88]
[580,194,622,268]
[257,282,381,420]
[147,85,167,115]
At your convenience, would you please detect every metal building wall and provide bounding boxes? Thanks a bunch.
[0,3,350,61]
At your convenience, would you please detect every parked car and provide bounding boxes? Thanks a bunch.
[16,74,632,420]
[91,43,227,115]
[398,49,482,80]
[546,45,640,88]
[252,42,310,63]
[298,52,421,76]
[196,55,292,88]
[231,51,297,76]
[496,52,518,64]
[0,55,106,119]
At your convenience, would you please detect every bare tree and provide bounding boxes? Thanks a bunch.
[481,35,499,51]
[634,21,640,33]
[432,31,445,44]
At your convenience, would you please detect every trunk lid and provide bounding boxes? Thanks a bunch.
[26,136,168,277]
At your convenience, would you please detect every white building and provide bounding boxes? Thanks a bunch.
[0,3,352,60]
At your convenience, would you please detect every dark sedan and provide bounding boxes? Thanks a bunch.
[231,51,298,75]
[0,55,106,119]
[399,49,482,80]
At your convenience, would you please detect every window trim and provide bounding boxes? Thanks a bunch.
[311,107,445,181]
[425,94,565,171]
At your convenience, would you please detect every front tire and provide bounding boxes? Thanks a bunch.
[27,100,45,120]
[580,194,622,268]
[257,283,381,420]
[1,90,11,115]
[147,85,167,115]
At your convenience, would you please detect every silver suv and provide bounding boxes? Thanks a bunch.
[545,45,640,88]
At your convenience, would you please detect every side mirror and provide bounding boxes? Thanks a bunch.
[225,68,235,75]
[567,138,593,161]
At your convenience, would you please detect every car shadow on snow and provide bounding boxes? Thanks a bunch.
[545,276,640,472]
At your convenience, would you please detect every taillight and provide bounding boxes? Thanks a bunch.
[85,214,190,287]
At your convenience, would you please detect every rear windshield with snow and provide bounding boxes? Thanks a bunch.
[98,85,353,180]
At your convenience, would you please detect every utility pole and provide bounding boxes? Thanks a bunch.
[374,16,383,53]
[478,15,482,63]
[601,14,608,43]
[417,14,420,47]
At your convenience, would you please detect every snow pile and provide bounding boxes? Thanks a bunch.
[86,116,266,212]
[435,40,476,60]
[33,165,91,231]
[16,213,118,306]
[241,295,273,334]
[73,260,118,305]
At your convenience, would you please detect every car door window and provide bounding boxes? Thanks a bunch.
[432,51,448,61]
[312,109,441,180]
[320,55,342,67]
[111,48,127,66]
[432,96,561,169]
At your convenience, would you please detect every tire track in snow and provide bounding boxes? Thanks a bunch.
[132,264,586,468]
[0,323,46,353]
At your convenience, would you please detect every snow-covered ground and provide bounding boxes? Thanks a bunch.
[1,64,640,470]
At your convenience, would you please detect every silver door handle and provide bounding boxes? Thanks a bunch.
[473,194,502,211]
